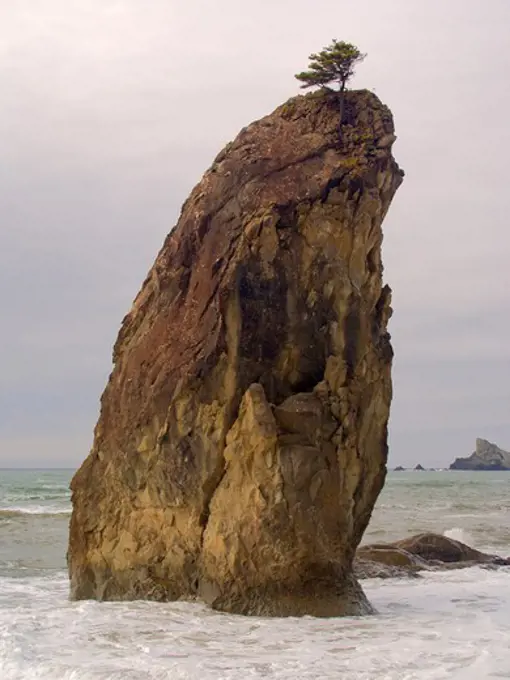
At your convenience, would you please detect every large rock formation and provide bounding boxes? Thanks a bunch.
[450,438,510,470]
[68,89,403,616]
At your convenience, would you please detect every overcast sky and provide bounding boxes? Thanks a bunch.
[1,0,509,468]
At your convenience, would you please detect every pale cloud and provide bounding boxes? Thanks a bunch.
[0,0,509,468]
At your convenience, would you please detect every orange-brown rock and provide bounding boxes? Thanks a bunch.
[392,533,503,564]
[356,545,425,569]
[68,89,403,616]
[354,533,510,580]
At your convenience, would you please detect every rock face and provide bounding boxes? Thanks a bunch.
[450,438,510,470]
[68,89,403,616]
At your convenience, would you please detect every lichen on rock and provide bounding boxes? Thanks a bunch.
[68,88,403,616]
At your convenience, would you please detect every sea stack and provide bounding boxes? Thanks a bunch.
[68,89,403,616]
[450,438,510,470]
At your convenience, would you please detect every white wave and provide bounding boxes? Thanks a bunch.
[0,505,71,516]
[0,570,510,679]
[443,527,475,546]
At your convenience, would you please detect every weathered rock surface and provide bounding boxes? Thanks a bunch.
[68,89,403,616]
[354,532,510,579]
[450,438,510,470]
[355,545,425,579]
[392,533,498,564]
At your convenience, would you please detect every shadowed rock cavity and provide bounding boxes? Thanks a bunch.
[68,89,403,616]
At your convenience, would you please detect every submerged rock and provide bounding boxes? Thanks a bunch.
[450,438,510,470]
[393,532,497,564]
[68,89,403,616]
[355,532,510,579]
[355,545,425,579]
[354,559,422,580]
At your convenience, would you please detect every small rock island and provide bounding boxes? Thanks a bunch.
[68,88,403,617]
[450,438,510,470]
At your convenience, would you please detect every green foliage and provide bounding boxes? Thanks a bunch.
[295,40,366,92]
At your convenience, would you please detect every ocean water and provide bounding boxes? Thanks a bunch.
[1,469,510,679]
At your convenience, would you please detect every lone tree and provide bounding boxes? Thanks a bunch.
[295,40,366,124]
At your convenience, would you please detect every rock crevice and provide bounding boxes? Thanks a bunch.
[68,89,403,616]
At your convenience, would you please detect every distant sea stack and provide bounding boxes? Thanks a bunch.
[450,439,510,471]
[68,89,403,617]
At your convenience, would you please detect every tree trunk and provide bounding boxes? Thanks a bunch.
[338,80,346,127]
[338,79,346,139]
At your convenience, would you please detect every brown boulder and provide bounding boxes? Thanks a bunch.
[354,545,425,580]
[393,533,494,564]
[356,545,424,569]
[355,533,510,580]
[68,89,403,616]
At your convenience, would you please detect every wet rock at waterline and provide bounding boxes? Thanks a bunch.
[355,532,510,579]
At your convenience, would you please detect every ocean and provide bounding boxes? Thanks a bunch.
[1,469,509,679]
